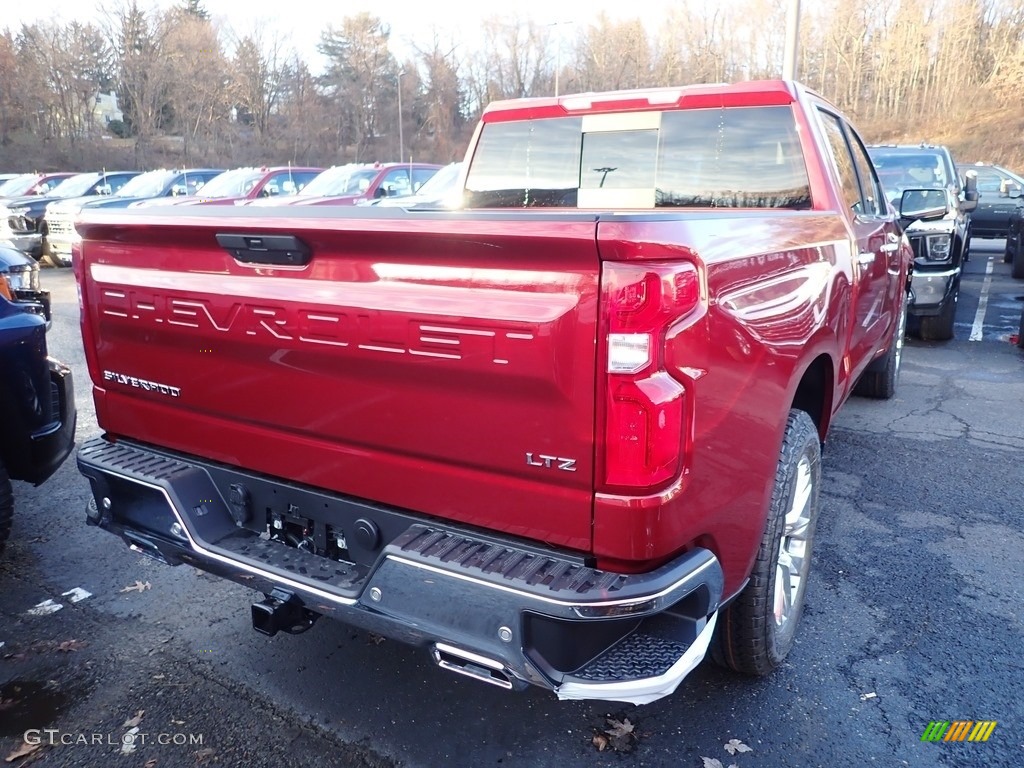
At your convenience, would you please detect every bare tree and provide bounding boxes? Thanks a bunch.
[0,32,21,145]
[106,0,176,165]
[575,13,654,92]
[15,22,111,143]
[413,35,468,161]
[229,27,289,141]
[276,56,332,165]
[465,15,553,111]
[162,8,230,161]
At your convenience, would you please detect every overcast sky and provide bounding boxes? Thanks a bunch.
[5,0,682,73]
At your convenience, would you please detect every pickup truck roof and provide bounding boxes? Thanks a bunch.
[480,79,802,122]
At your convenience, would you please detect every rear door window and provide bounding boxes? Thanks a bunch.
[654,106,810,208]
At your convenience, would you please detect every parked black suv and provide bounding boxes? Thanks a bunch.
[0,245,75,553]
[868,144,978,341]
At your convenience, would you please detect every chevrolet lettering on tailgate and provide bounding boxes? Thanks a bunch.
[98,286,533,364]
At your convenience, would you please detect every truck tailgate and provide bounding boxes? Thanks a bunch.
[77,209,600,551]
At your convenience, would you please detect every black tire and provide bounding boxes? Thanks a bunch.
[0,460,13,556]
[1013,240,1024,279]
[918,290,957,341]
[711,410,822,675]
[854,291,908,399]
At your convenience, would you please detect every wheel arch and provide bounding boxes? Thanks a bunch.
[790,353,836,443]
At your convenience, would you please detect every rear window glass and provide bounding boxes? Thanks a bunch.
[464,106,811,209]
[465,117,583,207]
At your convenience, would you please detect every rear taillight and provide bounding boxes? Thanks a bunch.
[599,261,700,493]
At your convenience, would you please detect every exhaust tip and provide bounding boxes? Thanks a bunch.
[431,643,513,690]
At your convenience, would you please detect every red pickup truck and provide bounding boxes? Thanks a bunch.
[75,80,913,705]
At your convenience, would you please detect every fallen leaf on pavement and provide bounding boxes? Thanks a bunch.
[600,717,638,752]
[605,717,635,739]
[5,740,41,763]
[144,760,157,768]
[700,758,724,768]
[367,633,385,646]
[120,581,152,593]
[194,748,216,763]
[724,738,753,755]
[57,639,87,653]
[591,733,609,751]
[123,709,145,728]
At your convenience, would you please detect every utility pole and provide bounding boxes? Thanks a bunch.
[548,20,573,97]
[397,70,405,162]
[783,0,801,80]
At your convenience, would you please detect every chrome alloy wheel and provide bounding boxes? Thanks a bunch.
[773,455,814,631]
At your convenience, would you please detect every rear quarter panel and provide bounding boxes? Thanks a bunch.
[594,211,852,596]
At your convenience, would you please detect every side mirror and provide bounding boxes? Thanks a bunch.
[900,188,949,220]
[374,186,388,199]
[1007,184,1022,200]
[170,184,186,197]
[97,184,112,196]
[961,171,979,211]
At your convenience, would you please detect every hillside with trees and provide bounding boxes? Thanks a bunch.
[1,0,1023,173]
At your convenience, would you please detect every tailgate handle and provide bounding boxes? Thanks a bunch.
[216,233,311,266]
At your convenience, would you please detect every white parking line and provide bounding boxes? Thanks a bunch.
[969,257,995,341]
[26,599,64,616]
[22,587,93,617]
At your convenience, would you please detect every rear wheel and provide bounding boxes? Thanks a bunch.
[855,291,908,399]
[0,461,13,556]
[711,410,821,675]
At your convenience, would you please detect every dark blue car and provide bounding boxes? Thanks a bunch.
[0,245,75,553]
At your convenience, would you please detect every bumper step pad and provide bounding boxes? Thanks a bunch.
[395,526,625,597]
[572,632,689,682]
[217,533,368,593]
